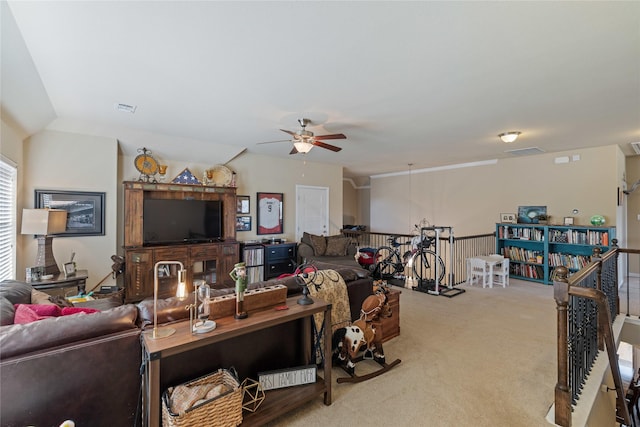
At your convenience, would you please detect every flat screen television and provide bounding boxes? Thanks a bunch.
[143,199,223,245]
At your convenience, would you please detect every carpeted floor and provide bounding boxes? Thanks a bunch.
[266,278,559,427]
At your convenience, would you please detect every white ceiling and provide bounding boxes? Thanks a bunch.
[2,1,639,179]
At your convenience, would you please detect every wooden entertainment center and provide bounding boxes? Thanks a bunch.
[123,181,240,302]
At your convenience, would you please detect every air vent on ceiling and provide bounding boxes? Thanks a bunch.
[114,103,137,113]
[630,142,640,155]
[504,147,546,156]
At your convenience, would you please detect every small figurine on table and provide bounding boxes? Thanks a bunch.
[230,262,248,319]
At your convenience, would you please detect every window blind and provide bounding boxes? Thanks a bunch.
[0,156,17,280]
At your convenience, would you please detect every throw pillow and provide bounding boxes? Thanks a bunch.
[308,234,327,256]
[61,307,100,316]
[31,288,55,305]
[324,237,351,256]
[301,232,313,247]
[13,304,62,324]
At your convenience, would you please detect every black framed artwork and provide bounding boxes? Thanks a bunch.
[35,190,105,236]
[236,215,251,232]
[256,192,283,235]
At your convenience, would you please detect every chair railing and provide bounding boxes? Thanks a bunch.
[553,246,631,426]
[340,229,495,286]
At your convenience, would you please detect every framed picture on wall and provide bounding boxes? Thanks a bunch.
[257,192,283,235]
[237,195,250,214]
[236,216,251,232]
[35,190,105,236]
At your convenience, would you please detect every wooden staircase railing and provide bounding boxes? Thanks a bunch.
[553,246,631,426]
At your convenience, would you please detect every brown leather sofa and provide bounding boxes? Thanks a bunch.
[0,280,142,427]
[0,264,372,426]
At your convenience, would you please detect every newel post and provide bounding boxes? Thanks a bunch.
[554,266,572,427]
[592,247,605,350]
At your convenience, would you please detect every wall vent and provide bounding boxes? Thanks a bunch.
[504,147,546,156]
[630,142,640,155]
[114,103,137,113]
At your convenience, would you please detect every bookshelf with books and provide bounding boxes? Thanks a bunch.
[496,224,547,284]
[496,223,615,285]
[241,242,265,284]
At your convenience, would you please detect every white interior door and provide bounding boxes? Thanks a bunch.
[296,185,329,241]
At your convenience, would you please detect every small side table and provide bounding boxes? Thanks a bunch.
[30,269,88,295]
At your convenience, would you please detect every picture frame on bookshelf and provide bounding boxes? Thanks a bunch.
[236,215,251,232]
[237,195,250,214]
[500,213,516,223]
[517,205,547,224]
[563,216,574,226]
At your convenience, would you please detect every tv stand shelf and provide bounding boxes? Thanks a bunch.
[123,181,239,302]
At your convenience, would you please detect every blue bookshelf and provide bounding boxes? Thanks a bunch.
[496,223,615,285]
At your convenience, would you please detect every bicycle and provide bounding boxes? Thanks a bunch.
[373,234,445,285]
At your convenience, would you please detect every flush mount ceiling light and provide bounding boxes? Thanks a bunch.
[498,131,521,143]
[293,141,314,154]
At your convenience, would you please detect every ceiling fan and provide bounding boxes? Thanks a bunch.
[258,118,347,154]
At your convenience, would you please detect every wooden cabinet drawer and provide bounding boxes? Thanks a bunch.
[266,260,296,277]
[265,244,295,260]
[190,244,218,260]
[154,246,189,262]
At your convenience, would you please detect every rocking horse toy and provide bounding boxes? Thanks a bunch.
[332,283,401,383]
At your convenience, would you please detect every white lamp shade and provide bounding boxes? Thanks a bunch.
[293,141,314,153]
[498,131,521,143]
[21,209,68,235]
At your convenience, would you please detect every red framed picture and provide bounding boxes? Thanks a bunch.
[257,192,283,235]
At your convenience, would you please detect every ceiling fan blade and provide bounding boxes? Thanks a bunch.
[257,139,291,145]
[312,140,342,152]
[314,133,346,140]
[280,129,297,136]
[289,147,299,155]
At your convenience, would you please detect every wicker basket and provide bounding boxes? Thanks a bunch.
[162,369,243,427]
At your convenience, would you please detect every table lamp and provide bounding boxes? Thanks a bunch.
[21,208,68,276]
[148,260,188,339]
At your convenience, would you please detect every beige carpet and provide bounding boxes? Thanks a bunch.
[266,278,558,427]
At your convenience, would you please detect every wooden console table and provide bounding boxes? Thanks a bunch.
[141,296,332,426]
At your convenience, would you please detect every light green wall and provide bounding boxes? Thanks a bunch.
[5,122,638,283]
[1,117,26,279]
[343,180,358,226]
[370,145,624,236]
[20,130,119,288]
[119,151,344,245]
[626,156,640,273]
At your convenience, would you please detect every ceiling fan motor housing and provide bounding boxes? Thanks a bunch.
[296,129,314,140]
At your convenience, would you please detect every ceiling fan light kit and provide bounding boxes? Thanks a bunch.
[258,117,347,154]
[293,141,314,153]
[498,131,521,143]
